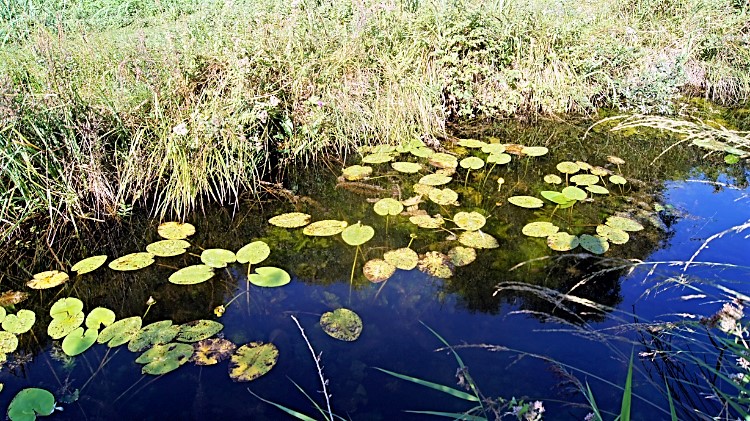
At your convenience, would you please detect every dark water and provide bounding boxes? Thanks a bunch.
[1,121,749,420]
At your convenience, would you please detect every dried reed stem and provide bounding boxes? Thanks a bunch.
[290,314,333,421]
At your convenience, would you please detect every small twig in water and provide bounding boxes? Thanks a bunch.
[290,315,333,421]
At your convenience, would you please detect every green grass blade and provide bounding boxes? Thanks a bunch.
[373,367,479,402]
[247,388,318,421]
[664,379,677,421]
[585,382,603,421]
[619,352,634,421]
[405,410,486,420]
[288,378,330,421]
[420,321,467,369]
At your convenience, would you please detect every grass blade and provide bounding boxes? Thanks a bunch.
[373,367,479,402]
[247,388,317,421]
[664,379,677,421]
[619,352,634,421]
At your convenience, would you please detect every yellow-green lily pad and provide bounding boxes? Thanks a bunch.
[522,222,560,238]
[2,310,35,334]
[27,270,69,289]
[596,225,630,244]
[361,153,395,164]
[176,320,223,343]
[108,252,155,271]
[586,185,610,195]
[547,232,579,251]
[373,198,404,216]
[460,156,484,170]
[157,221,196,240]
[342,165,373,181]
[544,174,562,184]
[61,327,98,356]
[419,173,453,186]
[97,316,142,347]
[590,166,609,176]
[448,246,476,267]
[201,248,236,268]
[341,223,375,246]
[391,162,422,174]
[417,251,454,279]
[48,311,84,339]
[562,186,587,201]
[229,342,279,382]
[457,138,486,148]
[459,230,499,249]
[248,267,291,287]
[383,248,419,270]
[236,241,271,265]
[169,265,215,285]
[363,259,396,283]
[128,320,180,352]
[579,234,610,254]
[570,174,600,186]
[521,146,548,157]
[320,308,363,341]
[429,153,458,169]
[428,188,459,206]
[481,143,505,154]
[410,147,435,158]
[191,338,236,366]
[136,342,194,375]
[268,212,312,228]
[50,297,83,319]
[606,216,644,232]
[609,175,627,185]
[576,161,593,171]
[85,307,116,330]
[508,196,544,209]
[556,161,580,174]
[409,214,445,229]
[0,331,18,353]
[303,220,348,236]
[145,240,191,257]
[486,153,511,164]
[71,255,107,275]
[453,211,486,231]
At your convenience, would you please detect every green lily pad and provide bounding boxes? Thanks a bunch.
[48,311,84,339]
[191,338,237,366]
[579,234,610,254]
[370,145,397,154]
[556,161,580,174]
[453,211,486,231]
[419,173,453,186]
[2,310,35,334]
[97,316,142,347]
[562,186,587,201]
[521,146,548,157]
[236,241,271,265]
[71,255,107,275]
[373,198,404,216]
[85,307,116,330]
[177,320,224,343]
[486,153,511,164]
[145,240,191,257]
[383,248,419,270]
[410,147,435,158]
[417,251,454,279]
[457,138,486,148]
[341,223,375,246]
[547,232,579,251]
[429,153,459,169]
[268,212,312,228]
[609,175,627,185]
[342,165,373,181]
[540,191,574,205]
[157,221,196,240]
[508,196,544,209]
[448,246,477,267]
[50,297,83,319]
[320,308,363,341]
[596,225,630,244]
[201,249,236,268]
[303,220,348,236]
[7,388,55,421]
[428,188,459,205]
[27,270,69,289]
[391,162,422,174]
[586,185,610,195]
[570,174,600,186]
[136,342,194,375]
[409,214,445,229]
[363,259,396,283]
[169,265,215,285]
[361,153,394,164]
[0,307,5,323]
[725,154,741,164]
[248,267,291,287]
[522,222,560,238]
[0,331,18,353]
[129,320,180,352]
[481,143,505,154]
[458,230,499,249]
[460,156,484,170]
[61,327,98,356]
[229,342,279,382]
[606,216,644,231]
[544,174,562,184]
[108,252,155,271]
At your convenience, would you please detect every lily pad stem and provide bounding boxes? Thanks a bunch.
[480,163,497,188]
[348,246,359,304]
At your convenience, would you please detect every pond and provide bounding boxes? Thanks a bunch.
[0,120,748,420]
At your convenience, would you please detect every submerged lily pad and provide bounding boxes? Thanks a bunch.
[97,316,142,347]
[418,252,454,279]
[2,310,35,334]
[201,249,236,268]
[448,246,477,267]
[157,222,196,240]
[453,211,486,231]
[177,320,224,343]
[0,331,18,353]
[409,214,445,229]
[229,342,279,382]
[363,259,396,283]
[521,146,549,157]
[562,186,587,201]
[459,230,499,249]
[303,220,348,236]
[27,270,69,289]
[268,212,312,228]
[547,232,579,251]
[373,198,404,216]
[361,153,394,164]
[108,252,155,271]
[391,162,422,174]
[169,265,215,285]
[85,307,116,330]
[486,153,511,165]
[429,153,458,169]
[191,338,237,366]
[136,342,194,375]
[7,388,55,421]
[146,240,191,257]
[428,188,459,205]
[129,320,180,352]
[61,327,98,356]
[419,173,453,186]
[383,248,419,270]
[544,174,562,184]
[596,225,630,244]
[556,161,580,174]
[341,223,375,246]
[71,255,107,275]
[48,311,84,339]
[50,297,83,319]
[248,267,291,287]
[579,234,610,254]
[320,308,363,341]
[508,196,544,209]
[606,216,644,232]
[236,241,271,265]
[342,165,373,181]
[460,156,484,170]
[522,222,560,238]
[570,174,600,186]
[586,185,610,195]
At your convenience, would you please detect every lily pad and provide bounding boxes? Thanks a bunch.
[0,291,29,307]
[607,155,625,165]
[596,225,630,244]
[419,173,453,186]
[547,232,580,251]
[236,241,271,265]
[71,255,107,275]
[562,186,587,201]
[457,138,486,148]
[128,320,180,352]
[341,223,375,246]
[342,165,373,181]
[201,248,236,268]
[410,147,435,158]
[2,310,35,334]
[50,297,83,319]
[229,342,279,382]
[48,311,84,339]
[576,161,593,171]
[544,174,562,184]
[606,216,644,232]
[320,308,363,341]
[482,143,505,154]
[590,166,609,176]
[157,221,196,240]
[303,220,348,236]
[363,259,396,283]
[460,156,484,170]
[383,248,419,270]
[522,222,560,238]
[521,146,548,157]
[0,331,18,353]
[448,246,477,267]
[508,196,544,209]
[26,270,69,289]
[248,267,291,287]
[579,234,610,254]
[268,212,312,228]
[609,175,627,185]
[85,307,116,330]
[61,327,98,356]
[586,185,610,195]
[417,252,454,279]
[486,153,511,164]
[145,240,191,257]
[429,153,458,169]
[136,342,194,375]
[459,230,499,249]
[169,265,215,285]
[108,252,155,271]
[428,188,459,206]
[391,162,422,174]
[373,198,404,216]
[413,183,436,197]
[177,320,224,343]
[540,190,573,205]
[191,338,237,366]
[556,161,580,174]
[453,211,486,231]
[361,153,394,164]
[97,316,142,347]
[7,388,55,421]
[570,174,600,186]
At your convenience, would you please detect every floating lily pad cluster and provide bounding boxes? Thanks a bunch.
[0,306,35,362]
